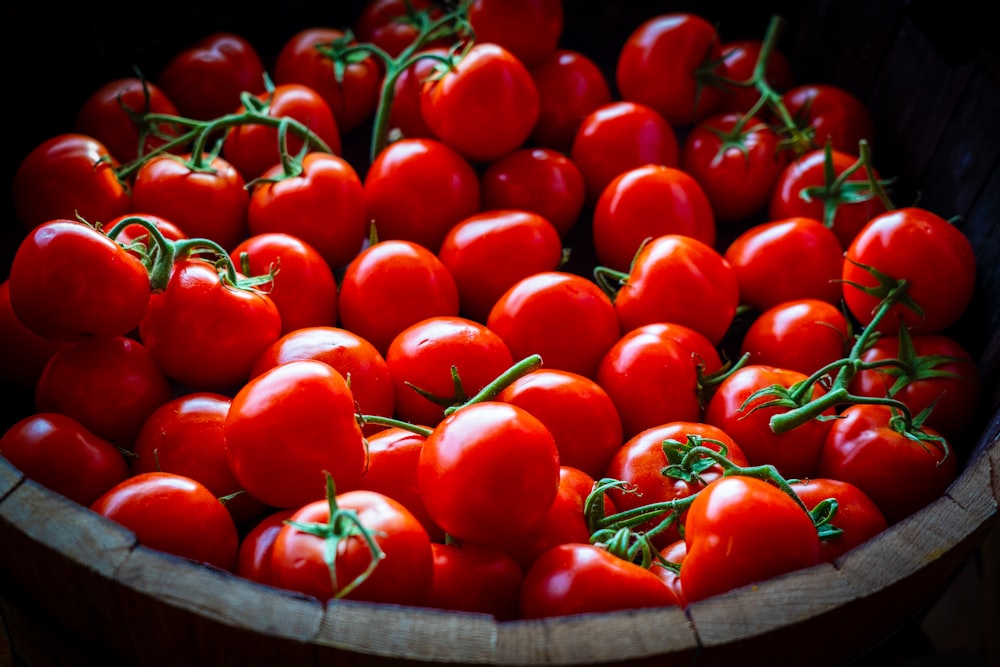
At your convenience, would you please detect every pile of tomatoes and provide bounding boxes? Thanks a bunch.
[0,0,984,621]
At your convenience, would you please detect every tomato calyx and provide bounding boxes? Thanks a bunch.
[797,139,896,231]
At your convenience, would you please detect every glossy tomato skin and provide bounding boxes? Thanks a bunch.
[740,298,851,377]
[519,543,680,618]
[426,541,524,620]
[486,271,621,380]
[680,475,821,603]
[225,360,367,509]
[386,46,450,140]
[529,48,612,152]
[616,12,724,126]
[271,490,434,605]
[8,219,151,342]
[0,280,69,389]
[91,471,240,572]
[816,404,959,524]
[0,412,129,506]
[790,477,888,562]
[12,134,130,232]
[782,83,875,155]
[592,164,716,272]
[354,0,447,58]
[437,209,564,323]
[417,401,561,547]
[247,151,367,271]
[716,39,795,115]
[466,0,564,68]
[337,239,460,355]
[843,207,976,335]
[109,213,189,258]
[236,508,295,586]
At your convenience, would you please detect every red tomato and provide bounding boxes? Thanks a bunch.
[91,471,240,572]
[385,47,451,140]
[385,315,514,427]
[466,0,564,67]
[426,541,524,620]
[138,257,283,391]
[616,12,724,126]
[790,477,888,562]
[596,323,723,439]
[740,298,851,377]
[417,401,561,547]
[0,280,69,389]
[363,138,481,253]
[0,412,129,507]
[570,101,679,203]
[529,48,612,152]
[842,207,976,335]
[271,489,434,605]
[231,232,339,334]
[225,359,367,509]
[486,271,621,380]
[421,42,540,163]
[130,152,250,252]
[354,0,447,58]
[496,369,624,479]
[816,404,959,524]
[681,112,789,223]
[12,133,131,232]
[157,32,267,121]
[783,83,876,155]
[437,209,564,323]
[519,543,680,618]
[236,509,295,586]
[109,213,188,258]
[337,239,460,355]
[592,165,716,272]
[246,151,367,271]
[680,475,821,603]
[130,392,267,525]
[716,39,795,115]
[704,364,834,479]
[273,27,382,134]
[649,539,687,607]
[72,77,181,163]
[723,216,844,311]
[479,147,586,238]
[610,234,739,345]
[34,336,173,450]
[7,219,150,342]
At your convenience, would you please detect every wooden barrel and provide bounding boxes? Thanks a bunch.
[1,1,998,665]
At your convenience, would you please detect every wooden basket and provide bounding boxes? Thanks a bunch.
[2,1,998,665]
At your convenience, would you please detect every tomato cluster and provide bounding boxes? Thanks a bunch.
[0,0,983,620]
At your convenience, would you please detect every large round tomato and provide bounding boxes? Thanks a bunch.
[739,298,851,377]
[782,83,875,155]
[529,48,612,152]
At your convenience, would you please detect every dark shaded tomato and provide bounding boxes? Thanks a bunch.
[337,239,460,355]
[466,0,564,67]
[12,133,130,232]
[363,138,481,253]
[740,298,851,377]
[649,539,687,607]
[0,412,129,506]
[225,359,367,509]
[716,39,795,116]
[783,83,876,155]
[426,541,524,620]
[680,475,821,603]
[790,477,888,562]
[615,12,724,126]
[385,47,450,141]
[0,280,69,389]
[529,48,612,152]
[816,404,958,524]
[437,209,564,323]
[91,471,240,572]
[157,32,267,121]
[519,543,680,618]
[486,271,620,380]
[236,508,295,585]
[354,0,447,58]
[592,164,716,273]
[35,336,173,450]
[723,216,844,311]
[385,315,514,427]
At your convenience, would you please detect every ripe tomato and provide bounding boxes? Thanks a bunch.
[486,271,621,380]
[363,138,481,253]
[842,207,976,335]
[247,151,367,271]
[385,46,451,140]
[385,315,514,427]
[353,0,447,58]
[109,212,188,258]
[680,475,821,603]
[739,298,851,377]
[12,133,130,232]
[519,543,680,618]
[7,219,151,342]
[417,401,561,547]
[157,32,267,121]
[271,489,434,605]
[466,0,564,68]
[723,216,844,311]
[716,39,795,115]
[529,48,612,152]
[790,477,888,562]
[615,12,724,126]
[236,508,295,586]
[649,539,687,607]
[91,471,240,572]
[0,412,129,507]
[437,209,564,323]
[0,280,69,389]
[782,83,876,155]
[426,541,524,620]
[420,42,540,163]
[225,359,367,509]
[337,239,460,355]
[592,165,716,273]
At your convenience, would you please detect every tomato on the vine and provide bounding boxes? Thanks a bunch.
[790,477,888,562]
[353,0,448,58]
[716,39,794,116]
[739,298,851,377]
[782,83,876,155]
